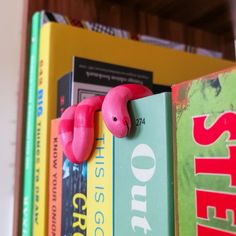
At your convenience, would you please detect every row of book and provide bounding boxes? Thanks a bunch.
[49,65,236,236]
[21,9,236,236]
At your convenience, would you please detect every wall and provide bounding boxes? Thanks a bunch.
[0,0,24,235]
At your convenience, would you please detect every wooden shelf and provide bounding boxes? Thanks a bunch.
[23,0,235,59]
[111,0,233,35]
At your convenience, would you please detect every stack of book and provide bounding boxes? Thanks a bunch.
[21,10,236,236]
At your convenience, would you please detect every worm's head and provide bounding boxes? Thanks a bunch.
[102,96,131,138]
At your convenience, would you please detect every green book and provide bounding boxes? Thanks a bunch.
[22,10,67,236]
[172,67,236,235]
[113,93,174,235]
[21,12,41,236]
[22,11,83,236]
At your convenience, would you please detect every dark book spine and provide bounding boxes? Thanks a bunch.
[57,73,72,118]
[57,73,87,236]
[153,83,171,94]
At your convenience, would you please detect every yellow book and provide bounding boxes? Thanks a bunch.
[87,112,113,236]
[34,22,235,235]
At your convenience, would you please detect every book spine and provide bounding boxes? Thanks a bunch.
[33,25,52,236]
[113,93,174,235]
[21,12,41,236]
[48,119,63,236]
[164,94,175,235]
[57,74,88,236]
[87,113,113,236]
[57,73,71,118]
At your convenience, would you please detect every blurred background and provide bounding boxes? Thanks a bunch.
[0,0,24,235]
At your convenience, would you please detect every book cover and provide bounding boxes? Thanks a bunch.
[48,119,63,236]
[71,56,153,104]
[34,21,234,235]
[21,12,41,236]
[113,93,174,235]
[172,67,236,235]
[87,112,114,236]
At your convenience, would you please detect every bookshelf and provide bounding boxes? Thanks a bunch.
[14,0,235,235]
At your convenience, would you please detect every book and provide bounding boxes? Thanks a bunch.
[23,10,69,236]
[41,10,131,39]
[87,93,174,236]
[34,21,234,235]
[21,12,41,236]
[57,71,88,236]
[57,72,72,117]
[71,56,152,104]
[113,93,174,235]
[48,119,63,236]
[138,34,185,51]
[57,56,152,235]
[81,20,130,38]
[87,112,113,236]
[195,47,223,59]
[187,46,223,59]
[153,83,171,94]
[22,10,86,236]
[172,67,236,235]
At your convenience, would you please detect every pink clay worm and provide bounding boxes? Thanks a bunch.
[59,95,105,164]
[59,84,152,164]
[102,84,153,138]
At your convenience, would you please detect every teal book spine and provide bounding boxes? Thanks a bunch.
[21,12,41,236]
[113,93,174,235]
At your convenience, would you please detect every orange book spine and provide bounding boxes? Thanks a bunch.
[48,119,63,236]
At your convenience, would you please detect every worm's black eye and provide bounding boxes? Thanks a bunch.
[113,117,117,122]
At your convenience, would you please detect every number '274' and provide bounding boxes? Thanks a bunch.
[135,118,146,126]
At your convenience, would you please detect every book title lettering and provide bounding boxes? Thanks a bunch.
[72,193,87,235]
[37,89,43,117]
[37,59,44,117]
[193,111,236,235]
[94,134,105,236]
[131,144,156,234]
[50,137,58,235]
